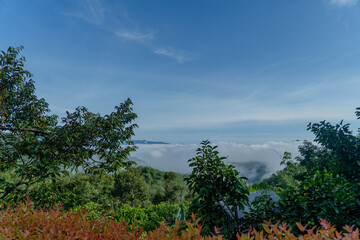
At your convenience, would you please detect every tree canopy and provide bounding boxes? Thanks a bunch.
[186,140,249,237]
[259,108,360,229]
[0,46,138,206]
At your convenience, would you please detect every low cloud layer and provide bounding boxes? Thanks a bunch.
[131,141,301,183]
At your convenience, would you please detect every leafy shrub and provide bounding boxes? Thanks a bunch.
[0,200,143,239]
[242,191,281,231]
[152,171,185,204]
[114,202,182,232]
[238,219,359,240]
[72,201,115,220]
[279,170,360,229]
[113,204,149,229]
[186,140,249,237]
[307,118,360,182]
[112,168,151,207]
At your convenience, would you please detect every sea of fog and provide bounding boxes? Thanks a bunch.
[131,141,302,184]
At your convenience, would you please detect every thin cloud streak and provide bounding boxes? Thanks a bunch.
[329,0,358,7]
[153,47,196,63]
[61,0,195,62]
[62,0,105,25]
[114,30,154,42]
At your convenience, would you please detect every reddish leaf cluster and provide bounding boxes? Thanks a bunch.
[0,200,220,239]
[0,201,142,239]
[238,219,359,240]
[0,200,358,239]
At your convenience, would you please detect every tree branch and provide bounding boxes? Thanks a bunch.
[0,179,28,200]
[210,172,243,236]
[0,126,50,135]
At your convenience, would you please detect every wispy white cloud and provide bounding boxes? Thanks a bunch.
[62,0,105,25]
[61,0,195,63]
[153,47,195,63]
[329,0,358,7]
[114,30,154,43]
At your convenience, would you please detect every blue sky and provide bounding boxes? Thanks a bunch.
[1,0,360,144]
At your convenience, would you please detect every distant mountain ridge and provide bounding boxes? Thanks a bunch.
[132,140,169,145]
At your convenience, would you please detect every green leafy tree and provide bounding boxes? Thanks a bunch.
[261,109,360,230]
[261,152,306,193]
[242,191,281,231]
[292,141,334,181]
[60,172,116,215]
[262,138,353,193]
[163,171,184,203]
[307,119,360,182]
[279,171,360,229]
[112,168,150,207]
[114,202,181,232]
[0,46,138,207]
[185,140,249,237]
[153,171,184,204]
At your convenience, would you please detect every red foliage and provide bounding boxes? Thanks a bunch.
[0,200,142,239]
[0,201,358,239]
[0,201,220,239]
[238,219,359,240]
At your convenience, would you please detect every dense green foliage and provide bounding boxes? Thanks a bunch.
[56,166,188,213]
[279,171,360,228]
[186,140,249,237]
[260,151,306,193]
[241,190,281,231]
[307,119,360,182]
[258,110,360,231]
[113,202,183,232]
[113,168,151,206]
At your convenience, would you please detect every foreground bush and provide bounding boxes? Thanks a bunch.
[114,202,181,232]
[0,201,359,239]
[0,200,141,239]
[72,201,183,232]
[0,200,220,239]
[238,219,359,240]
[279,171,360,229]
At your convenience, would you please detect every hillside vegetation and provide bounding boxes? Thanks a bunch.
[1,46,360,239]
